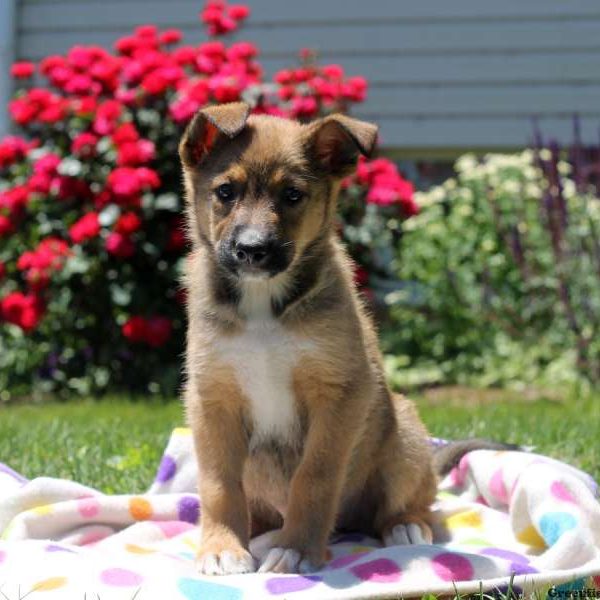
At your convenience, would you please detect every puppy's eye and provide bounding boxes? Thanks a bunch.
[215,183,235,202]
[283,186,305,204]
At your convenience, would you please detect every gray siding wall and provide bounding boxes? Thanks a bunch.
[8,0,600,152]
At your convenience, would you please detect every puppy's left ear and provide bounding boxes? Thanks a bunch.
[179,102,250,168]
[306,113,378,177]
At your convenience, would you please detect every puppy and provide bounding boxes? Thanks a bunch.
[179,102,438,575]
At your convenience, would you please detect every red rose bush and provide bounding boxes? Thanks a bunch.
[0,0,417,398]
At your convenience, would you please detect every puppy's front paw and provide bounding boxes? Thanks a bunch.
[383,522,433,546]
[258,547,321,574]
[196,546,256,575]
[250,529,323,574]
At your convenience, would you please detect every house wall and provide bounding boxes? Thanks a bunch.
[5,0,600,153]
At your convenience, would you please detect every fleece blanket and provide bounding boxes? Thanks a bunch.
[0,429,599,599]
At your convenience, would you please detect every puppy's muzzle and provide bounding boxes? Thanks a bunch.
[232,228,275,269]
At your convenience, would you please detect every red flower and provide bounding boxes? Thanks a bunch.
[106,232,135,258]
[116,139,155,166]
[0,215,15,237]
[0,292,45,332]
[167,219,187,252]
[0,261,5,279]
[228,4,250,20]
[69,212,101,244]
[354,265,369,287]
[115,212,141,234]
[122,316,147,342]
[11,62,35,79]
[144,316,173,347]
[122,315,172,347]
[108,167,142,197]
[112,123,139,145]
[71,132,98,158]
[0,136,34,169]
[160,29,183,45]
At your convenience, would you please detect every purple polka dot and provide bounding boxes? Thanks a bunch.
[156,455,177,483]
[100,568,143,587]
[178,496,200,524]
[266,575,321,594]
[431,552,474,582]
[480,548,530,564]
[0,463,27,484]
[327,553,369,570]
[45,544,76,554]
[351,559,402,583]
[510,562,538,575]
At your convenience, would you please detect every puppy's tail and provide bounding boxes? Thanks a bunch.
[432,438,522,477]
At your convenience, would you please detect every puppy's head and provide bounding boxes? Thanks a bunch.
[179,102,377,279]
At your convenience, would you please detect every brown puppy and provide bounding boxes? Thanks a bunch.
[179,102,437,575]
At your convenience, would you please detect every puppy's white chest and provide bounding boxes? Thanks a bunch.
[215,320,310,442]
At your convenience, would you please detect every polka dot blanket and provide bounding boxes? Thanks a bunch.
[1,428,599,599]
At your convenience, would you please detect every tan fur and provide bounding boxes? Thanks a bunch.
[180,103,437,574]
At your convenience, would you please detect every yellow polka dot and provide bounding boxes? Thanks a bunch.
[173,427,191,436]
[32,504,53,516]
[516,524,547,549]
[461,537,491,546]
[436,491,458,501]
[32,577,68,592]
[129,497,153,521]
[125,543,155,555]
[446,510,483,530]
[183,537,198,551]
[351,546,372,554]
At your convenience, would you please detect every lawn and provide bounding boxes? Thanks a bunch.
[0,391,598,493]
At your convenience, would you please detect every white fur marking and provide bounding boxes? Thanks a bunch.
[215,277,314,443]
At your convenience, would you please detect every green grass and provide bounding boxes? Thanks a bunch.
[0,391,598,493]
[0,399,183,494]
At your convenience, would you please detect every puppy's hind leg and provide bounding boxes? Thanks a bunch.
[373,404,438,547]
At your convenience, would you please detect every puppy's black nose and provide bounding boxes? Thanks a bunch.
[232,229,272,267]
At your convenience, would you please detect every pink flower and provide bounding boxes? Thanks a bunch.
[106,232,135,258]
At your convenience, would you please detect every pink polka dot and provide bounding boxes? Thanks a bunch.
[100,568,143,587]
[80,530,109,546]
[431,552,474,582]
[550,481,578,504]
[155,521,195,538]
[489,468,508,504]
[450,454,470,487]
[78,498,100,518]
[0,550,5,563]
[351,559,402,583]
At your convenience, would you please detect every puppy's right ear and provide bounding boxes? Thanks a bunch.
[179,102,250,168]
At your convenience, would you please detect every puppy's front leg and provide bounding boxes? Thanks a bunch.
[189,383,255,575]
[258,388,362,574]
